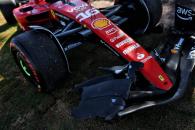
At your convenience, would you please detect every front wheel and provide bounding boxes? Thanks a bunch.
[10,30,70,92]
[117,0,162,33]
[143,0,162,29]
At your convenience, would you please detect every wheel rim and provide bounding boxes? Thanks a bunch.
[12,48,43,91]
[19,58,31,77]
[16,51,37,83]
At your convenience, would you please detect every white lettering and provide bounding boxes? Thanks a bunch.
[176,7,193,21]
[110,33,125,42]
[106,28,118,35]
[76,8,100,22]
[116,38,134,48]
[141,56,153,63]
[123,43,140,55]
[67,3,88,12]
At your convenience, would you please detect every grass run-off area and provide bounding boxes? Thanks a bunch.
[0,6,195,130]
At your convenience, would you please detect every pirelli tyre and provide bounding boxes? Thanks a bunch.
[10,30,70,92]
[0,0,17,24]
[117,0,162,33]
[143,0,162,29]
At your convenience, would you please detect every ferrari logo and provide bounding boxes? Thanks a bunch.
[92,18,111,30]
[158,75,165,82]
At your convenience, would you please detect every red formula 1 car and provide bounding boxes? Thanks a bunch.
[7,0,195,120]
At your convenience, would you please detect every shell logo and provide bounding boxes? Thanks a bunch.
[92,18,111,30]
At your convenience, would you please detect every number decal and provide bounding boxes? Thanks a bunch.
[76,8,100,22]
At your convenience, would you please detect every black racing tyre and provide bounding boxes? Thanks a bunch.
[0,1,17,24]
[117,0,162,33]
[10,30,70,92]
[143,0,162,29]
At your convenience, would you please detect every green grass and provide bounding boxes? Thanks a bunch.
[0,9,195,130]
[0,13,17,50]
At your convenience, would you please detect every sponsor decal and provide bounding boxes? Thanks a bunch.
[123,43,140,55]
[153,49,166,62]
[140,56,152,63]
[106,28,118,35]
[158,75,165,82]
[76,8,100,22]
[116,38,134,48]
[92,18,111,30]
[64,42,83,51]
[189,50,195,59]
[110,32,125,42]
[187,47,195,59]
[137,53,145,60]
[176,6,193,21]
[67,3,88,12]
[171,38,184,54]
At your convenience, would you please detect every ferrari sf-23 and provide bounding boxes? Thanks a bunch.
[4,0,195,120]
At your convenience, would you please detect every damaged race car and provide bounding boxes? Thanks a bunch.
[9,0,195,120]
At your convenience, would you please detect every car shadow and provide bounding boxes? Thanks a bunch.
[0,23,10,33]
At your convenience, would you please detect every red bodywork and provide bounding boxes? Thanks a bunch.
[13,0,173,90]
